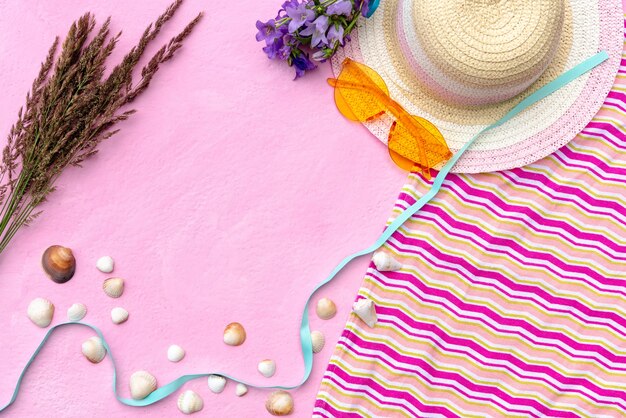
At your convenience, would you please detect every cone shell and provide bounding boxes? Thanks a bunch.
[167,344,185,362]
[103,277,124,298]
[316,298,336,320]
[111,307,129,324]
[67,303,87,322]
[258,359,276,378]
[352,298,377,328]
[129,370,157,400]
[81,336,106,363]
[266,390,294,416]
[311,331,325,354]
[42,245,76,283]
[177,390,204,414]
[372,251,402,272]
[207,374,227,393]
[96,255,115,273]
[223,322,246,346]
[27,297,55,328]
[235,383,248,397]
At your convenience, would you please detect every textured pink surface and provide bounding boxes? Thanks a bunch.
[0,1,406,417]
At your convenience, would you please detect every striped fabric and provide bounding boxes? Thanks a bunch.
[314,34,626,418]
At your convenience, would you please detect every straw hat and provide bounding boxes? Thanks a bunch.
[332,0,623,173]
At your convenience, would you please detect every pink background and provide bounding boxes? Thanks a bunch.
[0,1,407,417]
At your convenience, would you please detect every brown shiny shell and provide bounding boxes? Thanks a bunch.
[42,245,76,284]
[266,390,294,416]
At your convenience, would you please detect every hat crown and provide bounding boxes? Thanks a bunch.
[411,0,565,106]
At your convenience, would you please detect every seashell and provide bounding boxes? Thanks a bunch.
[372,251,402,272]
[103,277,124,298]
[316,297,336,320]
[67,303,87,322]
[310,331,325,354]
[167,344,185,362]
[235,383,248,397]
[223,322,246,346]
[27,297,55,328]
[266,390,294,416]
[129,370,157,400]
[111,307,129,324]
[42,245,76,283]
[207,374,227,393]
[96,256,115,273]
[81,336,107,363]
[352,298,377,328]
[177,390,204,414]
[258,359,276,378]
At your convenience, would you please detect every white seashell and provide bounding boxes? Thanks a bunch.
[167,344,185,362]
[129,370,157,400]
[67,302,87,322]
[372,251,402,272]
[81,336,106,363]
[223,322,246,346]
[27,297,55,328]
[258,359,276,378]
[352,298,378,328]
[111,307,129,324]
[266,390,294,416]
[207,374,227,393]
[103,277,124,298]
[310,331,325,354]
[177,390,204,414]
[235,383,248,397]
[315,298,336,320]
[96,256,115,273]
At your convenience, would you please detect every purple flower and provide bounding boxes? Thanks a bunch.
[281,0,299,10]
[327,24,345,46]
[286,3,315,33]
[300,15,329,47]
[355,0,370,16]
[292,52,316,79]
[256,19,281,43]
[312,50,328,62]
[278,44,291,60]
[327,0,353,16]
[262,37,285,59]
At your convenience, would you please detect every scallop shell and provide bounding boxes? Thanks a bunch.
[223,322,246,346]
[352,298,377,328]
[67,303,87,322]
[96,255,115,273]
[315,298,336,320]
[207,374,227,393]
[372,251,402,272]
[167,344,185,362]
[42,245,76,283]
[27,297,55,328]
[129,370,157,400]
[103,277,124,298]
[266,390,294,416]
[177,390,204,414]
[235,383,248,397]
[111,307,129,324]
[81,336,106,363]
[258,359,276,378]
[310,331,325,354]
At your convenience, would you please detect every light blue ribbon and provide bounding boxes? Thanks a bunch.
[365,0,381,18]
[0,50,608,412]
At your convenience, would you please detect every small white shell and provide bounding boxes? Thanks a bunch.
[111,307,129,324]
[207,374,227,393]
[167,344,185,362]
[311,331,325,354]
[235,383,248,397]
[96,256,115,273]
[223,322,246,346]
[67,303,87,322]
[27,297,55,328]
[352,298,377,328]
[177,390,204,414]
[316,298,336,320]
[258,359,276,378]
[129,370,157,400]
[372,251,402,272]
[81,336,106,363]
[266,390,294,416]
[103,277,124,298]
